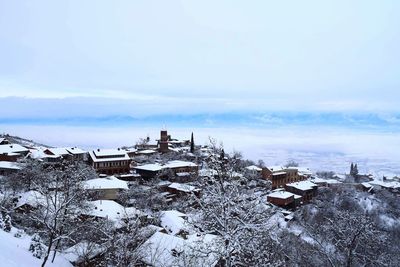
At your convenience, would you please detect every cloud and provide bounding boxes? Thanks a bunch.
[0,0,399,112]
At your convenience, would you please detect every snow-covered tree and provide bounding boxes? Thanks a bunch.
[193,139,284,266]
[2,214,11,232]
[29,233,46,259]
[283,186,392,266]
[19,160,96,267]
[102,217,145,266]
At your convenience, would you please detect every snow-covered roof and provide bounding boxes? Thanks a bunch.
[267,165,285,172]
[84,200,144,224]
[65,147,87,155]
[139,231,221,267]
[160,210,188,235]
[267,191,296,199]
[286,181,318,191]
[139,232,185,266]
[361,182,373,188]
[84,176,129,190]
[135,160,198,172]
[29,148,60,159]
[245,165,262,171]
[124,148,137,153]
[89,149,130,162]
[0,144,29,155]
[168,183,199,193]
[15,191,46,209]
[63,242,105,263]
[296,167,313,175]
[93,149,126,157]
[164,160,198,168]
[46,148,70,156]
[0,161,21,170]
[135,163,163,172]
[369,180,400,189]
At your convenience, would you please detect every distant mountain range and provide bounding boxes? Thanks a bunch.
[1,112,399,131]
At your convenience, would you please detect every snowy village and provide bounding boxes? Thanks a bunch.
[2,1,400,266]
[0,130,399,267]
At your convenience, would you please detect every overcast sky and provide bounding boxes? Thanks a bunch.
[1,0,400,115]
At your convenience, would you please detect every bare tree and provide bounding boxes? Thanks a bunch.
[283,187,391,267]
[17,160,96,267]
[193,139,283,266]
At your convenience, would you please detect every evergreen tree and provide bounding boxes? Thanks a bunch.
[190,132,195,153]
[354,164,359,176]
[3,214,11,232]
[350,163,354,175]
[29,234,46,259]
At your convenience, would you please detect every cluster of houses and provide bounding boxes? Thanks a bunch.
[248,165,342,210]
[4,131,400,266]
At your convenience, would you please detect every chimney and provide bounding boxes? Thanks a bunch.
[97,148,100,152]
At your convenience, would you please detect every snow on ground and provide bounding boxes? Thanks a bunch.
[160,210,189,236]
[0,228,72,267]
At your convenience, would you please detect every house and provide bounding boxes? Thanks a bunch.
[123,148,137,158]
[267,191,302,209]
[166,183,201,199]
[368,180,400,193]
[65,147,88,161]
[43,148,71,159]
[0,144,30,162]
[245,165,263,177]
[88,148,132,175]
[63,241,106,267]
[285,181,318,202]
[42,147,87,161]
[27,147,61,162]
[134,163,163,179]
[138,231,221,267]
[262,166,305,189]
[245,165,263,172]
[81,200,145,228]
[134,160,198,180]
[0,161,21,175]
[14,190,46,213]
[83,176,129,200]
[297,167,313,179]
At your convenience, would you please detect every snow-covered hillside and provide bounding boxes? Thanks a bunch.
[0,229,71,267]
